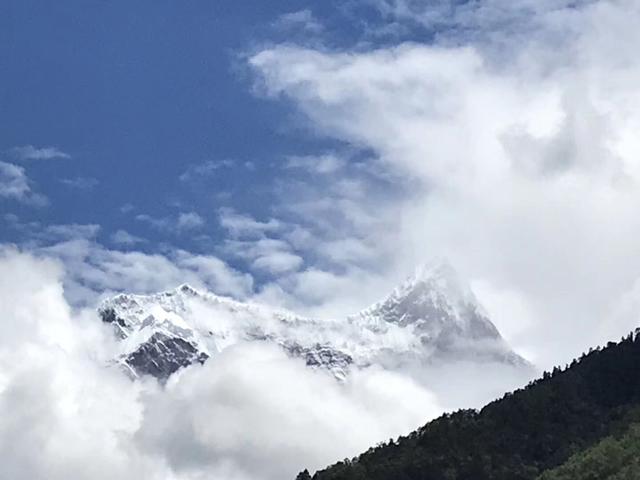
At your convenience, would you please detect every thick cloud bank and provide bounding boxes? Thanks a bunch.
[0,248,449,480]
[0,248,153,480]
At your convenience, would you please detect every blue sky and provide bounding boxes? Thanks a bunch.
[0,0,418,309]
[1,1,343,248]
[1,2,402,238]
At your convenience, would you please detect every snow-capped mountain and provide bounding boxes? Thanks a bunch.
[353,263,527,366]
[98,262,530,382]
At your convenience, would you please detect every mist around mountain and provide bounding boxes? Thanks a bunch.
[97,261,534,411]
[4,247,640,480]
[298,331,640,480]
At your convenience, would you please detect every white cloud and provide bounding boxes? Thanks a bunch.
[120,203,135,214]
[255,267,395,319]
[111,229,146,246]
[0,248,162,480]
[268,158,398,278]
[136,211,205,233]
[285,153,345,174]
[274,9,324,34]
[368,0,591,51]
[173,250,254,297]
[44,223,100,241]
[224,237,303,275]
[219,208,281,238]
[11,145,71,160]
[251,251,304,274]
[316,237,378,265]
[38,238,254,305]
[177,212,205,230]
[135,213,167,229]
[0,161,48,206]
[138,343,439,480]
[179,159,235,183]
[2,219,100,246]
[250,0,640,368]
[0,161,32,200]
[2,218,250,304]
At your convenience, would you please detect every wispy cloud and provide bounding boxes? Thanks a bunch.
[218,207,281,238]
[59,176,99,190]
[11,145,71,160]
[3,217,99,243]
[110,229,145,246]
[0,161,31,200]
[177,212,205,230]
[0,161,48,206]
[44,223,100,241]
[31,233,254,303]
[367,0,592,51]
[274,9,324,34]
[135,214,169,230]
[285,153,345,174]
[119,203,135,214]
[179,159,234,183]
[136,211,205,233]
[223,237,304,275]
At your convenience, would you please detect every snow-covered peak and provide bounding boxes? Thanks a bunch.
[356,261,489,331]
[348,262,526,366]
[409,260,475,307]
[98,265,530,382]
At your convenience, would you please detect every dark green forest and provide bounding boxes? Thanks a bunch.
[298,332,640,480]
[538,421,640,479]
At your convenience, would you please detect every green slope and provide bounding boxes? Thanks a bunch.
[537,421,640,480]
[301,333,640,480]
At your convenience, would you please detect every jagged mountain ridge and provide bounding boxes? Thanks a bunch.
[98,262,529,381]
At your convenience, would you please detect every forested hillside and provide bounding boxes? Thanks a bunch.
[299,332,640,480]
[537,421,640,479]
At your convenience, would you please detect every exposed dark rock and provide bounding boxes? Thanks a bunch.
[124,332,209,382]
[99,307,129,339]
[283,342,353,376]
